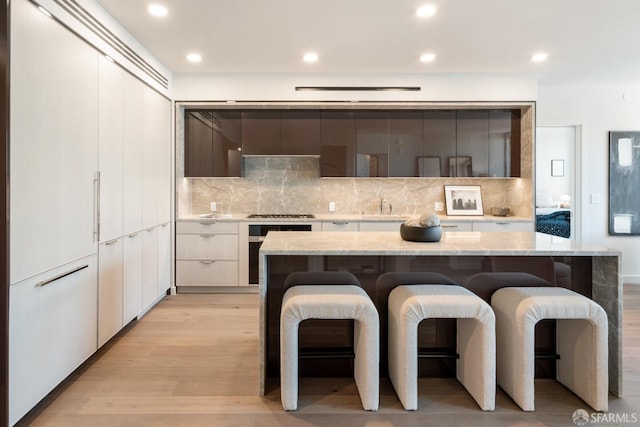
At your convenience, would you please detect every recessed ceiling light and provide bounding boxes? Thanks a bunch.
[420,53,436,63]
[186,53,202,63]
[303,52,319,63]
[416,4,437,18]
[531,52,548,62]
[148,4,168,17]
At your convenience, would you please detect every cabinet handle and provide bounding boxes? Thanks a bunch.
[93,171,101,242]
[442,224,459,228]
[199,233,216,238]
[105,239,118,246]
[332,220,349,225]
[200,260,215,264]
[161,223,169,227]
[128,232,139,238]
[36,264,89,288]
[146,227,156,232]
[495,222,509,225]
[199,221,215,226]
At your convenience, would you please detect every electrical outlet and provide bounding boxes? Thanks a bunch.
[434,201,444,212]
[329,202,336,212]
[210,202,217,211]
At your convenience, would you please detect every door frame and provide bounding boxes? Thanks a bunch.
[535,124,582,241]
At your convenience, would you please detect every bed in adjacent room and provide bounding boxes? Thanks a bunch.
[536,207,571,238]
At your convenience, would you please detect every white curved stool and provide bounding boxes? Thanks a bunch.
[280,284,379,411]
[388,285,496,411]
[491,287,608,412]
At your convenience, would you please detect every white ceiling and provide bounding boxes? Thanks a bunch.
[96,0,640,85]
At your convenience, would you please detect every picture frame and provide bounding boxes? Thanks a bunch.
[551,159,564,177]
[444,185,484,216]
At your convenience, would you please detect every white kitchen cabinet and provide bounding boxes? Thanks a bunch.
[10,0,98,283]
[123,72,144,235]
[358,221,404,232]
[321,220,359,231]
[176,221,240,287]
[123,231,143,324]
[142,226,159,310]
[98,238,124,348]
[98,56,124,242]
[9,255,98,426]
[472,220,533,232]
[440,221,473,232]
[142,86,171,229]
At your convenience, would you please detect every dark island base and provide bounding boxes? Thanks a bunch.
[264,254,593,392]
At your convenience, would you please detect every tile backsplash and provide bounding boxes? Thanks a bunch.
[178,156,532,218]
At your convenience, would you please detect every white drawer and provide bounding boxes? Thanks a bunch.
[321,220,359,231]
[440,221,473,232]
[176,221,238,234]
[176,260,239,286]
[176,234,238,260]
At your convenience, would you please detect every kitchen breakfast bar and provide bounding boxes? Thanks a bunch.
[258,230,622,399]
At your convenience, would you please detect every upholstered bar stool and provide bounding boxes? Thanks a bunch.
[280,271,379,411]
[382,272,496,411]
[492,286,608,412]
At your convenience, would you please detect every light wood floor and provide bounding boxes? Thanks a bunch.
[19,286,640,427]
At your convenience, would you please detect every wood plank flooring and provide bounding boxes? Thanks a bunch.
[18,286,640,427]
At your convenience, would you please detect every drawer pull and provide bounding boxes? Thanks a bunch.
[36,264,89,288]
[332,220,349,225]
[128,232,139,238]
[199,221,215,226]
[105,239,118,246]
[199,233,216,238]
[495,222,509,225]
[442,224,459,228]
[200,260,215,264]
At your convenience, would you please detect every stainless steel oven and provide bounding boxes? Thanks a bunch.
[248,218,314,285]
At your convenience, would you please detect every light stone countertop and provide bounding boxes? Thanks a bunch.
[178,213,533,223]
[259,230,620,257]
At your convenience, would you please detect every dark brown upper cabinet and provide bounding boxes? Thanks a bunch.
[182,107,523,178]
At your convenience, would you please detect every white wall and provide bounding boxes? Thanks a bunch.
[173,73,537,102]
[538,85,640,283]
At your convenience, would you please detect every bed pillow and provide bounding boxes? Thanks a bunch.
[536,191,554,208]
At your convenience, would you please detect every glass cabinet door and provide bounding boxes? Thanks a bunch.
[388,111,424,177]
[423,110,456,177]
[320,111,356,177]
[355,111,388,177]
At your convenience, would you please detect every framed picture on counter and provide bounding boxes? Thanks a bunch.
[444,185,483,215]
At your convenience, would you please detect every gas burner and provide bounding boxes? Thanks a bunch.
[247,213,315,219]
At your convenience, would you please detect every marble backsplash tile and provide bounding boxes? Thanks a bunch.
[179,156,532,218]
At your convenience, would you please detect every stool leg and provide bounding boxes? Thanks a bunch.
[388,310,419,410]
[495,305,536,411]
[557,318,609,412]
[280,316,300,411]
[457,317,496,411]
[354,313,380,410]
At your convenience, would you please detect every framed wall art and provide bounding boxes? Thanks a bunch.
[444,185,483,215]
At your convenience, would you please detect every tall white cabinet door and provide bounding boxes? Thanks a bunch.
[142,226,159,310]
[142,87,161,228]
[157,99,172,224]
[158,222,171,295]
[98,238,124,348]
[98,56,124,242]
[123,72,143,235]
[123,231,143,324]
[9,255,98,425]
[10,0,98,283]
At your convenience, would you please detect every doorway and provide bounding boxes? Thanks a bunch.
[535,126,581,240]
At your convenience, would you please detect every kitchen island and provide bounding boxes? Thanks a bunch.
[258,231,622,397]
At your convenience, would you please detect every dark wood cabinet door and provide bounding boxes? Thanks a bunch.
[281,110,321,155]
[388,111,423,177]
[241,111,281,155]
[320,111,356,177]
[356,111,388,177]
